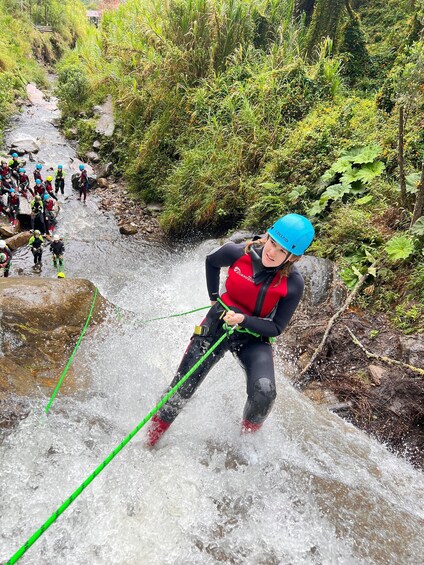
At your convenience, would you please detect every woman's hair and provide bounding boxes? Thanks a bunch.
[244,236,300,281]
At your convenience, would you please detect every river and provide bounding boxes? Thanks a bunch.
[0,85,423,565]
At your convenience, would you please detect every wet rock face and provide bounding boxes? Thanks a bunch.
[0,278,107,401]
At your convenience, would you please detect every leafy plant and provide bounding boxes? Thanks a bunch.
[309,144,385,216]
[410,216,424,237]
[385,235,415,261]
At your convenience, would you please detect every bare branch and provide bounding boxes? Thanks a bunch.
[346,326,424,376]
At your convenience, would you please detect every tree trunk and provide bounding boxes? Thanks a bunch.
[398,105,407,208]
[411,155,424,226]
[306,0,346,59]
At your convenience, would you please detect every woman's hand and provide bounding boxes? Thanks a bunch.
[223,310,244,326]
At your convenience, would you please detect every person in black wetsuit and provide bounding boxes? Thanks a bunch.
[146,213,315,446]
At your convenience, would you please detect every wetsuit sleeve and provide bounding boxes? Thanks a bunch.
[240,269,304,338]
[205,242,244,301]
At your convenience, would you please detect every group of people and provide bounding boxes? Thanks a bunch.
[0,232,65,277]
[1,156,89,228]
[0,156,90,278]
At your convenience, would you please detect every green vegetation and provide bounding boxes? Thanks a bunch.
[0,0,88,131]
[54,0,423,331]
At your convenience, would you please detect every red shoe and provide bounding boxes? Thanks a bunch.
[146,415,171,447]
[241,419,262,434]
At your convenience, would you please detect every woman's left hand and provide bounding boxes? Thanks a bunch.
[223,310,244,326]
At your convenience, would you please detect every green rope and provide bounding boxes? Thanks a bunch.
[44,287,98,414]
[5,323,235,565]
[115,304,210,326]
[142,304,210,323]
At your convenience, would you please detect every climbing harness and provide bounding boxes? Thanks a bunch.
[5,323,237,565]
[44,287,98,414]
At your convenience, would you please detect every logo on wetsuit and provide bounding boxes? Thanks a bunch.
[233,266,254,283]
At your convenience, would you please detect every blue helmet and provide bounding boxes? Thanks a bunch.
[35,179,42,185]
[12,152,18,158]
[267,214,315,256]
[43,194,49,200]
[36,163,42,170]
[79,164,85,171]
[57,164,63,169]
[19,167,25,173]
[9,188,15,193]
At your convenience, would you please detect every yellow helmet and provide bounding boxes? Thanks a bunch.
[46,176,53,182]
[57,272,65,278]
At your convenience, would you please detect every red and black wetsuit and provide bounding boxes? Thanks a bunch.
[155,241,304,430]
[34,182,46,197]
[79,170,88,202]
[45,181,58,200]
[18,173,33,197]
[7,192,20,220]
[33,170,43,182]
[0,245,12,277]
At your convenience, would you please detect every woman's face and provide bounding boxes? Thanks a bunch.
[262,236,296,268]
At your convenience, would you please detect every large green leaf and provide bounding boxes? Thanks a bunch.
[355,161,385,183]
[356,194,373,205]
[343,144,381,164]
[385,235,415,261]
[309,200,325,216]
[321,183,351,201]
[331,156,353,173]
[410,216,424,237]
[340,166,362,185]
[405,173,421,194]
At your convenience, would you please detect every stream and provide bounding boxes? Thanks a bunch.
[0,84,423,565]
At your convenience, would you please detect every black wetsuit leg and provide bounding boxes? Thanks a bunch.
[158,333,229,423]
[233,338,277,425]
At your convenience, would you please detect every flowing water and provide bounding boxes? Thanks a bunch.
[0,85,423,565]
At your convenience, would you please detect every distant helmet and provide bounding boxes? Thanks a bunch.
[35,179,42,185]
[19,167,25,173]
[9,188,15,193]
[0,253,7,263]
[57,165,63,169]
[46,176,53,181]
[57,272,65,278]
[79,164,85,171]
[1,160,7,165]
[43,194,49,200]
[35,195,42,201]
[34,230,41,236]
[36,164,42,170]
[0,175,2,178]
[0,240,6,249]
[12,152,18,158]
[267,213,315,256]
[53,234,60,241]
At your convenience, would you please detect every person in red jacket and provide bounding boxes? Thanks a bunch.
[18,168,33,198]
[0,239,12,277]
[146,213,315,446]
[77,163,89,204]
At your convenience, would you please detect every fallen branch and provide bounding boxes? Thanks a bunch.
[346,326,424,376]
[293,261,378,388]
